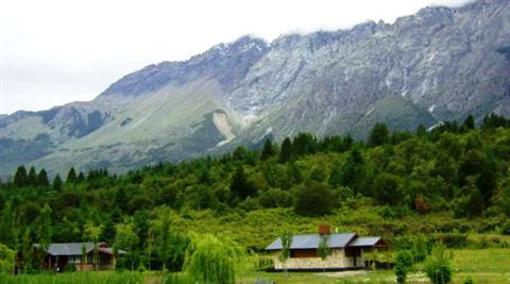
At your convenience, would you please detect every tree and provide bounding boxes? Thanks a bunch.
[38,169,49,187]
[150,208,173,271]
[113,223,139,270]
[27,167,38,187]
[279,231,292,277]
[462,115,475,131]
[260,139,276,161]
[230,166,256,200]
[373,173,403,206]
[0,203,16,248]
[84,222,103,271]
[293,181,336,216]
[36,204,52,269]
[0,242,15,274]
[52,174,63,192]
[13,166,28,187]
[368,123,390,147]
[66,167,78,184]
[318,235,331,272]
[185,234,246,284]
[425,244,453,284]
[394,250,413,283]
[279,138,293,163]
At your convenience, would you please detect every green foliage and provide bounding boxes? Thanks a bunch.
[394,250,413,283]
[230,166,257,201]
[279,138,293,163]
[293,181,336,216]
[260,139,276,161]
[0,242,15,274]
[425,244,453,284]
[279,231,292,273]
[185,234,246,284]
[317,235,331,271]
[368,123,390,147]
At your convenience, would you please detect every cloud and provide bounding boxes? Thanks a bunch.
[0,0,473,114]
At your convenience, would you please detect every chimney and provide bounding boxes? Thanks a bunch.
[318,224,331,235]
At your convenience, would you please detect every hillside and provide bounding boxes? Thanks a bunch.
[1,0,510,177]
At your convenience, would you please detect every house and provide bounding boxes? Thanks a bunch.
[33,242,126,271]
[265,226,387,271]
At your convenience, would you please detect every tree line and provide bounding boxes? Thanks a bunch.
[0,113,509,274]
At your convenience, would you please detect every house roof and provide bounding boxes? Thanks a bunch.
[34,242,107,256]
[348,237,382,247]
[266,233,357,251]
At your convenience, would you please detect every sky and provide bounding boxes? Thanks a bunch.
[0,0,473,115]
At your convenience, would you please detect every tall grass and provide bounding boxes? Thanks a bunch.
[0,271,145,284]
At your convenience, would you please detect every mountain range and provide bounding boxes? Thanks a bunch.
[1,0,510,177]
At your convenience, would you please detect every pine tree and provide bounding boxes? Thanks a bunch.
[38,169,49,187]
[279,138,293,163]
[77,171,86,183]
[260,139,276,161]
[52,174,63,191]
[368,123,390,147]
[66,167,77,184]
[230,166,256,200]
[462,115,475,131]
[28,167,38,187]
[13,165,28,187]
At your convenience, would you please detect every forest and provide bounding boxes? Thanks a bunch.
[0,113,510,282]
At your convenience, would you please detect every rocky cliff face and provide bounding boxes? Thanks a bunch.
[1,0,509,177]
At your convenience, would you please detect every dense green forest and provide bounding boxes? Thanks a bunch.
[1,113,510,273]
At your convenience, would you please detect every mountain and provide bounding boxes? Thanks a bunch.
[1,0,510,177]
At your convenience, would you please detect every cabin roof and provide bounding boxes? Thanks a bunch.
[348,237,382,247]
[33,242,108,256]
[265,233,357,251]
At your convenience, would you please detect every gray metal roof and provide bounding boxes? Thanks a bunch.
[34,242,106,256]
[265,233,357,251]
[348,237,382,247]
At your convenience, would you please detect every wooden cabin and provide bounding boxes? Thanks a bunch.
[33,242,125,271]
[265,226,386,271]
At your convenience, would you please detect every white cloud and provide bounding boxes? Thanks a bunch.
[0,0,473,114]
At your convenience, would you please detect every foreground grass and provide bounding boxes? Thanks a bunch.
[2,249,510,283]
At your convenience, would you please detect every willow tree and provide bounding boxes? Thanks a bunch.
[318,235,331,272]
[279,231,293,277]
[0,242,15,275]
[185,234,246,284]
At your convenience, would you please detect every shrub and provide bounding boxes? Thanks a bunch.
[434,233,468,248]
[0,243,15,274]
[293,181,336,216]
[413,236,429,263]
[425,244,453,284]
[502,222,510,235]
[394,250,413,283]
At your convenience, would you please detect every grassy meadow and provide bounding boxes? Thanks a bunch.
[1,248,509,283]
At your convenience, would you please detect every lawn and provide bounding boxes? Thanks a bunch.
[1,248,509,283]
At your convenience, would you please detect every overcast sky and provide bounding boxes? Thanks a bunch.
[0,0,473,114]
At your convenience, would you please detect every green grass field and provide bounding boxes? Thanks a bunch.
[1,248,509,283]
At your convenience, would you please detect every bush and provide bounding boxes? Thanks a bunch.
[434,233,468,248]
[502,222,510,235]
[394,250,413,283]
[425,245,453,284]
[293,181,336,216]
[413,236,429,263]
[0,243,15,274]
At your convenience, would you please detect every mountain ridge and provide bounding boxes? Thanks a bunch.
[1,0,509,177]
